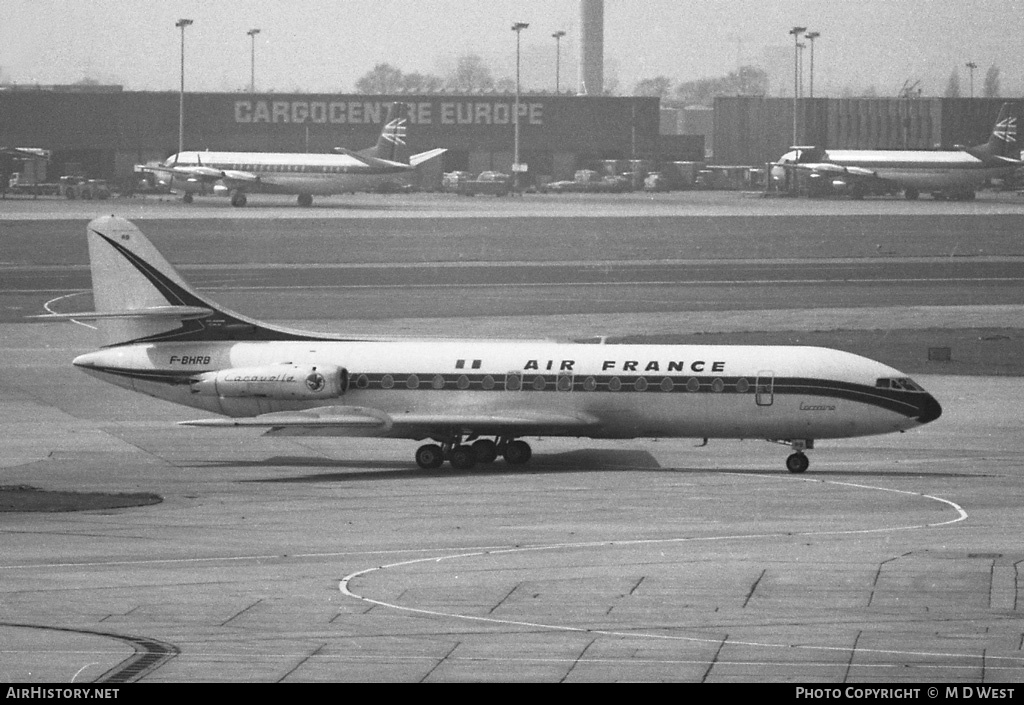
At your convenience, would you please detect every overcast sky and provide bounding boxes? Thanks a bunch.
[4,1,1023,97]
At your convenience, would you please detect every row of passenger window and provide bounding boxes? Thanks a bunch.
[215,164,347,174]
[351,373,757,393]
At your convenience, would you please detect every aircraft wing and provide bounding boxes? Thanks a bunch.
[218,169,261,185]
[180,405,600,437]
[409,148,448,167]
[783,161,878,179]
[137,162,262,186]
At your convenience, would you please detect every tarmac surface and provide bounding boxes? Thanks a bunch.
[1,191,1023,682]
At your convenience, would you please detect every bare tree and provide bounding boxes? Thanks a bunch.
[495,77,516,93]
[945,69,961,98]
[401,72,444,93]
[355,63,405,94]
[633,76,672,99]
[355,63,445,94]
[445,54,495,93]
[672,66,768,107]
[983,65,1001,98]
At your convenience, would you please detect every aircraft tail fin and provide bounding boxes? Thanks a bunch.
[61,216,322,347]
[358,102,409,163]
[972,102,1020,161]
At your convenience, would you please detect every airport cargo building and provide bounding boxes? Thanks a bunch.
[0,88,704,186]
[712,96,1017,168]
[0,87,1012,189]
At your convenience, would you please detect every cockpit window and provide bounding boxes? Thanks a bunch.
[876,377,924,392]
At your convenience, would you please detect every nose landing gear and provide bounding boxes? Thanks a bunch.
[786,452,810,473]
[784,439,813,473]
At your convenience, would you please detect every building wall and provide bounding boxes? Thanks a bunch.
[0,91,661,182]
[714,96,1016,166]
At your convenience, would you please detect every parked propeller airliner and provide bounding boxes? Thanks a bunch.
[41,217,942,473]
[141,102,445,207]
[772,102,1021,200]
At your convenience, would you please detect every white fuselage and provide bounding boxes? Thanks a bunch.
[775,148,1014,191]
[166,151,413,196]
[74,339,936,442]
[825,149,1010,190]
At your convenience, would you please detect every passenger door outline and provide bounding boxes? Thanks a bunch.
[756,371,775,406]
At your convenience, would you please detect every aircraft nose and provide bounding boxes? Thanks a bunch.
[72,352,98,368]
[916,393,942,424]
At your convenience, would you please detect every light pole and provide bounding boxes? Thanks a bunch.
[247,28,260,93]
[797,42,806,98]
[512,22,529,194]
[176,18,193,155]
[552,30,565,94]
[966,61,977,98]
[789,26,806,146]
[805,31,819,98]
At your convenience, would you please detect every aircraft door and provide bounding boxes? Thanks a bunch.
[755,371,774,406]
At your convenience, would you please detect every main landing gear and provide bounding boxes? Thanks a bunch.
[230,191,248,207]
[415,436,532,470]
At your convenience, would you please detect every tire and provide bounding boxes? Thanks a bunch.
[471,439,499,464]
[448,446,477,470]
[415,444,445,470]
[786,453,809,474]
[504,440,532,465]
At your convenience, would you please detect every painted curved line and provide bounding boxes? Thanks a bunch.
[338,477,1015,666]
[43,292,97,330]
[1,622,179,683]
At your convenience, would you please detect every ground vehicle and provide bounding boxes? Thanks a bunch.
[60,176,111,200]
[4,172,59,197]
[541,170,631,194]
[457,171,512,196]
[442,171,473,192]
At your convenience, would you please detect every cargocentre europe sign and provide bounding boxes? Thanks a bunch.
[233,100,545,126]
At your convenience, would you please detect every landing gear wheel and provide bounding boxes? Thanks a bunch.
[904,187,919,201]
[503,440,532,465]
[415,444,445,469]
[448,446,478,470]
[471,439,499,464]
[786,452,810,474]
[183,192,194,204]
[297,194,313,207]
[231,192,247,207]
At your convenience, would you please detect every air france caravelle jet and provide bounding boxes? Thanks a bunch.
[143,102,445,207]
[43,217,942,473]
[772,102,1021,200]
